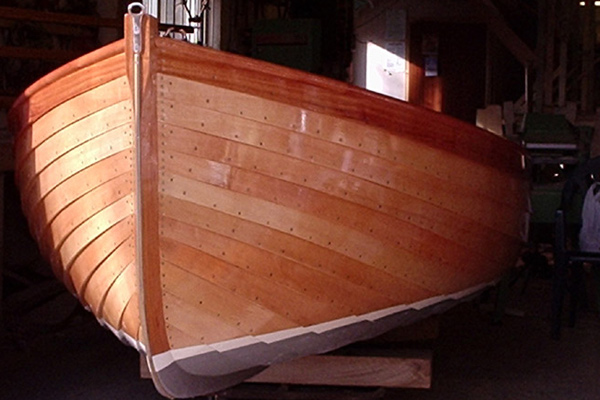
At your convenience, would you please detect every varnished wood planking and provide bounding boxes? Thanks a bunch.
[160,216,394,319]
[101,262,137,332]
[24,151,133,246]
[161,202,397,311]
[162,260,298,339]
[82,239,135,317]
[121,293,142,342]
[8,48,135,341]
[158,99,525,240]
[162,126,520,267]
[16,98,132,189]
[161,196,433,304]
[158,74,526,212]
[58,194,133,279]
[9,41,126,130]
[160,232,354,328]
[159,152,503,298]
[162,290,250,349]
[154,39,525,177]
[39,173,133,263]
[160,124,522,262]
[68,216,134,300]
[162,173,472,293]
[162,124,522,241]
[14,77,130,169]
[160,176,492,300]
[162,146,509,273]
[153,67,526,350]
[19,124,133,229]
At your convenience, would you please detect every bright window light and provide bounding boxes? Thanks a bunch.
[366,42,407,101]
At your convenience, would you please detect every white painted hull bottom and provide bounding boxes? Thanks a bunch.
[151,281,493,398]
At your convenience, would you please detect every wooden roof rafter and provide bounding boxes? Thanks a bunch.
[469,0,540,66]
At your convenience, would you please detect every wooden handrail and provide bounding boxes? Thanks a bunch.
[0,6,121,28]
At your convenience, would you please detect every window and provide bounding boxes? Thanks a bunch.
[142,0,210,44]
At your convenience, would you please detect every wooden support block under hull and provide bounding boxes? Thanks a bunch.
[244,350,432,389]
[140,318,438,390]
[141,350,432,390]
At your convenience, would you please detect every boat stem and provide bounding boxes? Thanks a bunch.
[128,4,144,247]
[127,0,163,389]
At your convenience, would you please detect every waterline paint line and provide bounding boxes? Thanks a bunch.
[151,279,497,373]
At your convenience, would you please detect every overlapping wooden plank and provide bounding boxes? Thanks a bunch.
[121,292,142,341]
[161,124,522,257]
[160,215,393,317]
[163,291,248,349]
[161,173,481,295]
[58,194,134,278]
[20,124,133,209]
[156,40,526,177]
[160,235,354,327]
[9,44,126,131]
[69,216,133,296]
[158,74,526,208]
[40,172,133,258]
[101,262,137,331]
[83,239,135,316]
[162,261,297,337]
[14,76,130,165]
[161,125,524,239]
[161,196,433,304]
[160,147,519,269]
[162,147,511,270]
[17,99,132,187]
[25,151,133,243]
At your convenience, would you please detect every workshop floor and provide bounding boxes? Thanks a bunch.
[1,265,599,400]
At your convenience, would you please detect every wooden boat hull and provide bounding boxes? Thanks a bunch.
[9,8,530,399]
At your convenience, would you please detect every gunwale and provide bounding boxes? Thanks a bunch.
[9,40,126,132]
[153,38,526,179]
[8,10,531,399]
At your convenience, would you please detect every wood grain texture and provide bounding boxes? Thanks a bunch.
[9,12,530,398]
[156,70,527,351]
[154,38,526,178]
[10,55,138,340]
[246,351,433,388]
